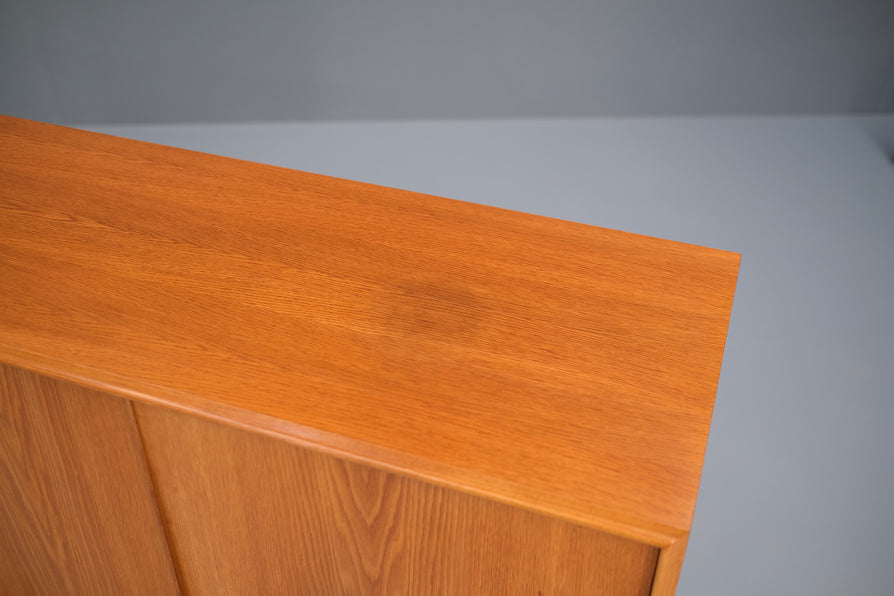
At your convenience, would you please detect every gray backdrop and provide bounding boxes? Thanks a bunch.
[2,0,894,125]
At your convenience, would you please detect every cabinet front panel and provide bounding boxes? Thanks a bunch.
[135,403,658,595]
[0,365,180,595]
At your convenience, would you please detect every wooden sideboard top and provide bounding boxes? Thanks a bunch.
[0,115,738,546]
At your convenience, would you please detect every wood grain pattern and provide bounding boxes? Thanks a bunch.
[135,402,658,595]
[0,364,180,595]
[649,532,690,596]
[0,115,739,550]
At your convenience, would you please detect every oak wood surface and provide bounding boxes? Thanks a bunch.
[0,364,180,595]
[135,401,658,595]
[649,532,690,596]
[0,114,739,547]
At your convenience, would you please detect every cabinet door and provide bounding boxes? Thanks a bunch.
[0,364,180,595]
[135,402,658,595]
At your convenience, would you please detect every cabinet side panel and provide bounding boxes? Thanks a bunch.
[649,533,689,596]
[0,364,180,595]
[135,402,658,595]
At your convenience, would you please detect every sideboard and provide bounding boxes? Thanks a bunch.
[0,115,739,595]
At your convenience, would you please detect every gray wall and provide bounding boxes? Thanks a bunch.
[3,0,894,125]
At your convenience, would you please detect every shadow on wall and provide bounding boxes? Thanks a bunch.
[856,115,894,158]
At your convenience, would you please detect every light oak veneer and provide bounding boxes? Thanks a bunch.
[0,115,739,595]
[0,364,180,595]
[134,401,659,595]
